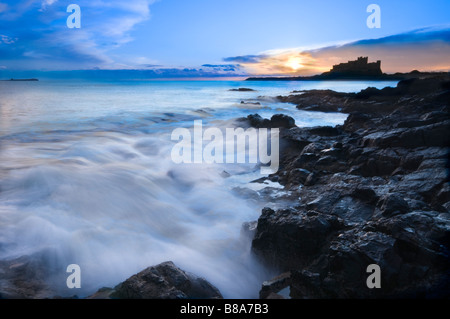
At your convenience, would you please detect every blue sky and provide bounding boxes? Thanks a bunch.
[0,0,449,76]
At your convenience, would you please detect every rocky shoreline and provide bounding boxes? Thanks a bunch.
[1,76,448,299]
[243,75,450,298]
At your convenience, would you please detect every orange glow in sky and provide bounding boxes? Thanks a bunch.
[286,56,304,71]
[236,38,450,76]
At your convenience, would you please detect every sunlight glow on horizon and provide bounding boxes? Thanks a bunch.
[286,56,304,71]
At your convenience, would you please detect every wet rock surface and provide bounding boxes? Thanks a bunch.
[89,261,223,299]
[247,76,450,298]
[229,88,256,92]
[0,254,55,299]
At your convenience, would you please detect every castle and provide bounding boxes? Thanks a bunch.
[329,57,382,76]
[246,56,390,81]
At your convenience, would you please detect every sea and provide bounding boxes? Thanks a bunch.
[0,79,397,298]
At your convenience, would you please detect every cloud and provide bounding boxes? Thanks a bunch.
[0,34,17,44]
[0,67,247,80]
[224,26,450,76]
[39,0,58,11]
[202,64,239,68]
[0,0,158,70]
[201,64,241,72]
[223,55,268,64]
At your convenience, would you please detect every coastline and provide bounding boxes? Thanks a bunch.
[246,71,449,82]
[0,76,448,299]
[88,75,450,299]
[244,75,450,298]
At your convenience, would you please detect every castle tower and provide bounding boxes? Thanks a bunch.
[329,57,382,76]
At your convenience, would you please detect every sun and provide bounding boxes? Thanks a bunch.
[286,57,304,71]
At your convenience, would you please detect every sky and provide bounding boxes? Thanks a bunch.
[0,0,449,77]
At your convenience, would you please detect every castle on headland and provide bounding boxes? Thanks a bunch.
[329,57,382,76]
[245,56,422,81]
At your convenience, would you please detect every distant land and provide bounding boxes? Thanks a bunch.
[0,78,39,81]
[246,57,449,81]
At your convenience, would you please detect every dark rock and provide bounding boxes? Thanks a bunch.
[252,76,450,299]
[290,270,322,298]
[395,120,428,129]
[400,153,424,171]
[352,187,379,204]
[362,129,406,148]
[333,142,343,149]
[246,114,270,128]
[291,229,395,298]
[329,195,375,224]
[400,168,447,201]
[378,193,410,217]
[259,272,291,299]
[240,101,261,105]
[304,172,317,186]
[0,255,54,299]
[320,231,400,297]
[229,88,256,92]
[421,111,450,123]
[397,120,450,148]
[343,113,373,132]
[350,154,399,177]
[292,153,319,171]
[315,156,347,173]
[421,120,450,147]
[306,126,340,137]
[418,158,448,170]
[244,113,296,129]
[279,89,350,113]
[290,220,450,298]
[436,183,450,206]
[372,211,450,252]
[305,191,341,213]
[362,121,450,150]
[270,114,296,129]
[301,143,318,155]
[94,261,223,299]
[252,208,344,270]
[287,168,311,185]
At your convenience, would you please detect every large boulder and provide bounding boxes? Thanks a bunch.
[270,114,296,129]
[229,87,256,92]
[243,113,296,129]
[252,208,344,270]
[89,261,223,299]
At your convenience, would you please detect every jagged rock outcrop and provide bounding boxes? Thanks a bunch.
[249,76,450,298]
[88,261,223,299]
